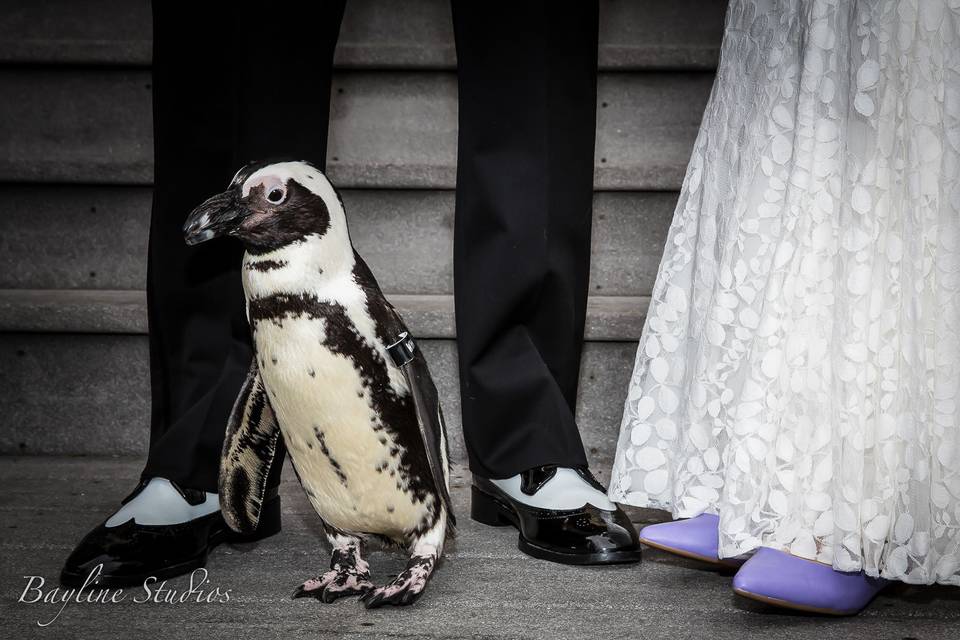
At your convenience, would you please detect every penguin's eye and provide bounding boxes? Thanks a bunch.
[266,187,286,204]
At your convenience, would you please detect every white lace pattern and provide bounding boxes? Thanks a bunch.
[608,0,960,585]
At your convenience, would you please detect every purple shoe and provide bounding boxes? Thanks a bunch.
[732,547,888,615]
[639,514,742,568]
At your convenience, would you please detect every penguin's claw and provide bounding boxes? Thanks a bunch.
[292,569,374,603]
[360,555,435,609]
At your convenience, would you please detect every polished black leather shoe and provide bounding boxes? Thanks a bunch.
[60,481,281,588]
[471,465,641,565]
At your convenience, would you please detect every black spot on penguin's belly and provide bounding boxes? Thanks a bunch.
[249,293,437,512]
[313,426,348,487]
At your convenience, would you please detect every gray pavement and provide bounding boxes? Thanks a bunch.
[2,456,959,640]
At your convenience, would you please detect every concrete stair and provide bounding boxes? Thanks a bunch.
[0,70,713,189]
[0,187,675,295]
[0,0,726,69]
[0,0,728,470]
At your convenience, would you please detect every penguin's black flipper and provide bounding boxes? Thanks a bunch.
[387,332,456,528]
[352,251,455,526]
[219,359,282,534]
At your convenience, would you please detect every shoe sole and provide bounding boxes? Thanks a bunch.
[61,553,211,589]
[518,537,644,565]
[471,485,642,566]
[59,495,283,589]
[639,536,743,569]
[732,587,863,616]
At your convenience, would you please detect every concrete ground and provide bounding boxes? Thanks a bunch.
[2,456,959,640]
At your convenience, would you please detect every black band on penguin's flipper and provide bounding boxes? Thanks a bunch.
[386,332,416,367]
[219,360,281,534]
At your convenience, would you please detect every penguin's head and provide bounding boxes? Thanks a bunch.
[183,160,346,254]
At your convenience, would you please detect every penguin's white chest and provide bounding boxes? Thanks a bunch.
[251,313,430,538]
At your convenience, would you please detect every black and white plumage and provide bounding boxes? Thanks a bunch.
[183,160,454,608]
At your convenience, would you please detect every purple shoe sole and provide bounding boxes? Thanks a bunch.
[732,548,888,615]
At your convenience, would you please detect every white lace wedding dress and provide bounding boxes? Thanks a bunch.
[608,0,960,585]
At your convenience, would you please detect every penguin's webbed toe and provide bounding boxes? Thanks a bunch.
[360,555,436,609]
[292,568,374,603]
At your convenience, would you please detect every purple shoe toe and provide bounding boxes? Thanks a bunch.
[732,547,887,615]
[639,514,741,567]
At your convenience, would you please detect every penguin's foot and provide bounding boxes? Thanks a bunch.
[292,543,373,603]
[292,568,373,603]
[361,554,436,609]
[361,507,446,608]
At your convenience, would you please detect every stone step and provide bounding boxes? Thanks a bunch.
[0,186,675,297]
[0,69,713,189]
[0,0,727,70]
[0,289,649,342]
[0,332,639,465]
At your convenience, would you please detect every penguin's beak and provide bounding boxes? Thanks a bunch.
[183,190,244,246]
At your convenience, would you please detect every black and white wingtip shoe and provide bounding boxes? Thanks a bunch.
[471,465,641,565]
[60,478,281,589]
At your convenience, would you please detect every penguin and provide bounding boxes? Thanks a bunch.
[182,160,455,608]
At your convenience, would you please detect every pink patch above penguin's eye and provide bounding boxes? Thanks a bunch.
[247,175,288,205]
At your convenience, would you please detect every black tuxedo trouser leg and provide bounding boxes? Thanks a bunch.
[142,1,346,493]
[144,0,598,491]
[451,1,600,479]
